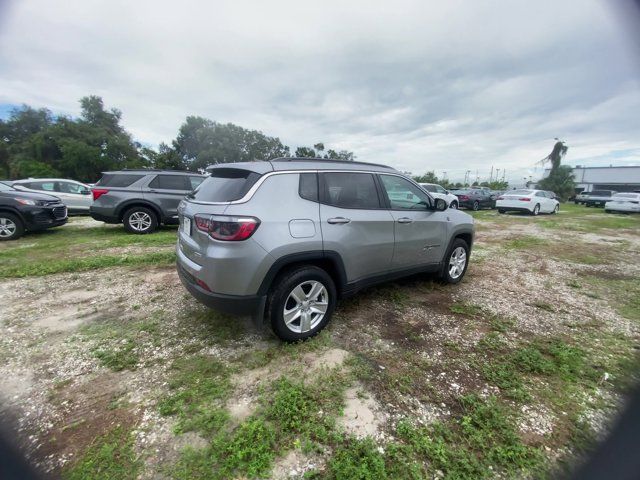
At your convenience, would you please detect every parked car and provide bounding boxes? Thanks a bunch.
[584,190,616,207]
[496,189,559,215]
[176,158,474,341]
[453,189,496,210]
[10,178,93,213]
[418,183,459,208]
[0,181,68,240]
[90,170,206,234]
[605,192,640,214]
[574,190,590,205]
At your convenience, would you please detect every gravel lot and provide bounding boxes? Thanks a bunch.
[0,206,638,479]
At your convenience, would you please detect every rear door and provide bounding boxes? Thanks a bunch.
[143,174,192,221]
[318,172,395,282]
[379,174,448,268]
[56,181,92,210]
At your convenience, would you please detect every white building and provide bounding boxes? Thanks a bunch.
[542,165,640,193]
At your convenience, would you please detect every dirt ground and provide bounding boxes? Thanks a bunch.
[0,209,638,479]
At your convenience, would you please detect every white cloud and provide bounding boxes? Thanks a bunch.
[0,0,639,182]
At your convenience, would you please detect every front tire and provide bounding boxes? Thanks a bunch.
[123,207,158,234]
[472,201,480,211]
[498,209,505,214]
[0,213,24,241]
[269,266,337,342]
[449,201,458,209]
[440,238,470,284]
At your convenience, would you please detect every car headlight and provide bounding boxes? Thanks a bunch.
[16,198,37,206]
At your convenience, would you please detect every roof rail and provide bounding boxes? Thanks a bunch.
[270,157,394,169]
[117,168,195,173]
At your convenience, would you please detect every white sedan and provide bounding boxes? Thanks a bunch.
[10,178,93,213]
[496,189,559,216]
[605,193,640,213]
[418,183,460,208]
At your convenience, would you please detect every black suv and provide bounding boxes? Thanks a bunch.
[90,170,206,234]
[0,181,68,240]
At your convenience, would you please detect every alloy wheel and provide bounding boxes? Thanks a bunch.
[129,211,152,232]
[283,280,329,334]
[449,246,467,279]
[0,217,17,238]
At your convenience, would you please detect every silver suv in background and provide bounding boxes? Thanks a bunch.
[176,158,475,341]
[10,178,93,213]
[90,170,206,233]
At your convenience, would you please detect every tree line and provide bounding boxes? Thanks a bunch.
[0,95,355,182]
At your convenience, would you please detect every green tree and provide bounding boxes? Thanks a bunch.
[173,117,290,170]
[537,165,575,201]
[537,139,574,201]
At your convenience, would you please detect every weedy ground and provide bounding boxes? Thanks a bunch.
[0,204,638,479]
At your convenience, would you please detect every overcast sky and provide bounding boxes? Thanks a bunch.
[1,0,639,182]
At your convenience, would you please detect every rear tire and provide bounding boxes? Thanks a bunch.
[498,209,505,214]
[269,266,337,342]
[552,204,559,214]
[531,204,540,216]
[440,238,470,284]
[123,207,158,234]
[0,213,24,241]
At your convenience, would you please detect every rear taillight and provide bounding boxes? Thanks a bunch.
[519,198,531,202]
[194,214,260,241]
[497,196,504,200]
[92,188,109,201]
[196,278,212,291]
[459,195,469,200]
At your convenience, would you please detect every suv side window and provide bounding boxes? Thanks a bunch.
[29,181,56,192]
[320,172,381,209]
[435,185,447,194]
[58,181,84,194]
[380,175,430,210]
[96,174,144,187]
[149,174,189,190]
[535,191,545,197]
[299,173,318,202]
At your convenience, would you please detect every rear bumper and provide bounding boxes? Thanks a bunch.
[497,206,533,213]
[89,206,120,223]
[605,203,640,213]
[585,200,608,207]
[177,259,266,319]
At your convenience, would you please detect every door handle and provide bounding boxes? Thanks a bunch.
[327,217,351,224]
[397,217,413,224]
[148,189,158,193]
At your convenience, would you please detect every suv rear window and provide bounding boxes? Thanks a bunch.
[96,174,144,187]
[189,169,261,202]
[590,190,613,196]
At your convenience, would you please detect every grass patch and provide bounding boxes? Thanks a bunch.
[449,302,483,316]
[93,339,139,371]
[394,395,542,478]
[0,250,175,278]
[503,235,548,250]
[63,425,141,480]
[158,355,232,436]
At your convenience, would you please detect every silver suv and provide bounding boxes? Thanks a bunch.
[177,158,474,341]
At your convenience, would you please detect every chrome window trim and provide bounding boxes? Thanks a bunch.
[185,169,433,206]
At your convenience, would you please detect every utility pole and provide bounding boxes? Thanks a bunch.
[489,166,494,182]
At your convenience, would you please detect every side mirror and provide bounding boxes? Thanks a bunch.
[80,188,91,195]
[434,198,448,211]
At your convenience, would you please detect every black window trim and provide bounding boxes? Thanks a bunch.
[298,172,319,203]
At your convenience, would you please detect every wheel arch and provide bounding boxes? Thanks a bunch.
[257,250,347,297]
[0,207,25,225]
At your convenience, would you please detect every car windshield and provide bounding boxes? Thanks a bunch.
[0,181,15,191]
